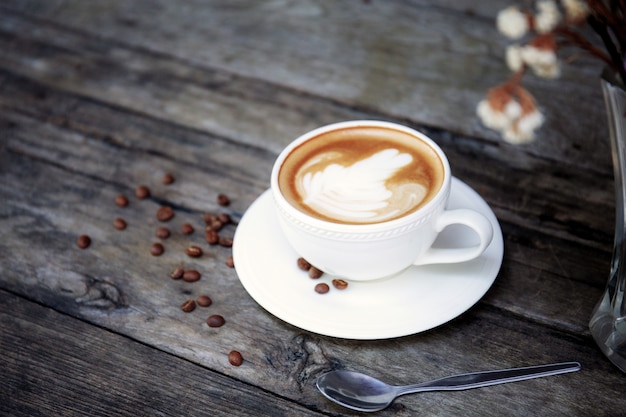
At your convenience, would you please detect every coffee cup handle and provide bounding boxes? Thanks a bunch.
[413,209,494,266]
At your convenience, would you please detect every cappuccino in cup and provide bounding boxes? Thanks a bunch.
[277,125,445,225]
[271,121,493,281]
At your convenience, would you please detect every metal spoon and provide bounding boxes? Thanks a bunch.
[316,361,581,412]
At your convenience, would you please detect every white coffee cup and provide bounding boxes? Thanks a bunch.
[271,120,493,281]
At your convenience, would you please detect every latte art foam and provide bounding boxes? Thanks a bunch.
[297,149,427,223]
[278,125,444,225]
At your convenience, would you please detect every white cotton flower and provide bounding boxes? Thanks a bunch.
[503,108,545,144]
[534,0,561,33]
[503,124,536,144]
[562,0,589,23]
[477,99,512,130]
[506,45,524,72]
[497,6,529,39]
[520,45,560,78]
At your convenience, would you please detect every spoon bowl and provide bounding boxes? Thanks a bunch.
[316,362,581,412]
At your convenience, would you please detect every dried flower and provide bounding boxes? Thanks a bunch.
[497,6,530,39]
[476,76,545,144]
[479,0,626,143]
[534,0,562,33]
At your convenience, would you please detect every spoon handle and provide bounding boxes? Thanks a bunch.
[398,362,581,395]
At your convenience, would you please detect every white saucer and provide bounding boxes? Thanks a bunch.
[233,178,503,340]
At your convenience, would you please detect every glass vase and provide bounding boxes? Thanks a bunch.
[589,68,626,372]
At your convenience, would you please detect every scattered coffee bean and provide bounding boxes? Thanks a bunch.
[186,245,203,258]
[308,266,323,279]
[76,234,91,249]
[218,212,231,224]
[332,279,349,290]
[162,173,175,185]
[183,269,201,282]
[225,256,235,268]
[205,216,223,232]
[115,194,129,207]
[181,223,194,235]
[150,242,164,256]
[135,185,150,199]
[113,217,127,230]
[219,236,233,248]
[156,206,175,222]
[217,193,230,206]
[297,257,311,271]
[170,266,184,280]
[196,294,213,307]
[156,227,171,239]
[181,299,196,313]
[205,230,219,245]
[314,283,330,294]
[228,350,243,367]
[207,314,225,327]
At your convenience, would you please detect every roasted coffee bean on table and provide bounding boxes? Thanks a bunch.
[218,237,233,248]
[217,193,230,206]
[180,299,196,313]
[150,242,164,256]
[225,256,235,268]
[170,266,184,280]
[183,269,201,282]
[185,245,203,258]
[156,227,171,239]
[162,173,175,185]
[207,314,225,328]
[156,206,175,222]
[76,234,91,249]
[113,217,127,230]
[196,294,212,307]
[181,223,194,235]
[205,230,219,245]
[115,194,129,207]
[332,279,349,290]
[135,185,150,199]
[228,350,244,366]
[297,257,311,271]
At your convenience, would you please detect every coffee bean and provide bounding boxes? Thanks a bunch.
[217,193,230,206]
[219,236,233,248]
[207,314,225,327]
[170,266,184,280]
[205,216,223,232]
[181,223,194,235]
[308,266,323,279]
[115,194,129,207]
[76,234,91,249]
[183,269,201,282]
[113,217,127,230]
[218,212,231,224]
[162,173,175,185]
[228,350,243,366]
[181,299,196,313]
[185,245,203,258]
[314,283,330,294]
[196,294,212,307]
[156,227,171,239]
[332,279,349,290]
[135,185,150,199]
[156,206,174,222]
[225,256,235,268]
[297,257,311,271]
[205,230,219,245]
[150,242,164,256]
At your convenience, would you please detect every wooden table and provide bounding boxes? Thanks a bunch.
[2,1,625,415]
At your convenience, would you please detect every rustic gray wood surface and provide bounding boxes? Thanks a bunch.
[1,1,625,416]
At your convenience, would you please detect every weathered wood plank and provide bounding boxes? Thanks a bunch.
[0,0,612,170]
[0,290,325,417]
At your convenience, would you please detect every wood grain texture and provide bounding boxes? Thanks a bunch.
[1,0,625,415]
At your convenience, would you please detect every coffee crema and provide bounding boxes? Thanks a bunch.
[278,126,444,224]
